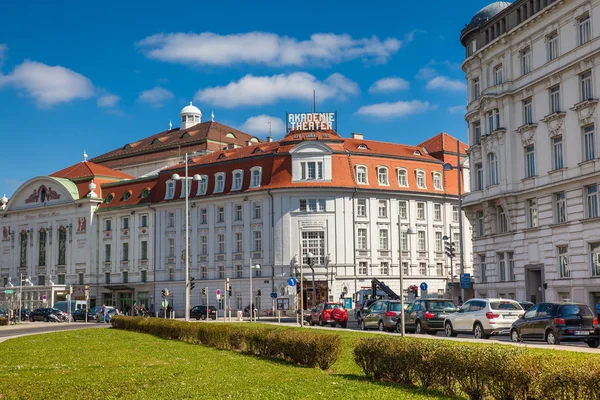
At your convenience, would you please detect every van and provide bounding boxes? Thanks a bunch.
[53,300,87,314]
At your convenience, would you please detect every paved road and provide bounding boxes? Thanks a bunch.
[0,322,108,342]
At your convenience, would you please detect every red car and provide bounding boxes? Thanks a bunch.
[308,302,348,328]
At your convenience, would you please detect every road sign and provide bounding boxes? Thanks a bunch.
[216,294,221,299]
[287,277,297,286]
[216,289,221,296]
[420,282,428,291]
[270,292,277,299]
[42,295,47,300]
[460,273,471,289]
[448,283,456,287]
[5,290,13,294]
[161,300,169,308]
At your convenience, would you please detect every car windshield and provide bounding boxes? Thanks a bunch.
[388,303,403,311]
[324,304,341,310]
[428,301,456,311]
[560,304,593,317]
[490,301,521,310]
[50,308,62,313]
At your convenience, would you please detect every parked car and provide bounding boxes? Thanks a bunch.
[510,302,600,347]
[72,308,95,321]
[359,300,403,332]
[444,298,524,339]
[94,306,115,323]
[29,308,68,322]
[405,299,458,334]
[19,309,31,321]
[354,298,378,324]
[0,307,6,318]
[190,305,217,320]
[519,301,535,311]
[309,302,348,328]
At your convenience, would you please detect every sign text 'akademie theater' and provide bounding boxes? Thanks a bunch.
[286,112,336,132]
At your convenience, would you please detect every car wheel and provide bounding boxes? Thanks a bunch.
[195,316,200,321]
[473,323,489,339]
[445,322,458,337]
[546,330,560,345]
[510,329,521,343]
[43,316,49,323]
[361,320,367,331]
[200,314,207,321]
[319,317,324,327]
[415,320,423,334]
[330,323,336,328]
[587,339,600,348]
[340,322,347,329]
[378,321,384,332]
[29,316,34,322]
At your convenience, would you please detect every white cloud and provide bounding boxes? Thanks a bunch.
[448,105,465,114]
[355,100,434,118]
[240,115,285,136]
[136,32,405,67]
[195,72,359,108]
[97,93,120,108]
[426,76,466,92]
[416,66,437,80]
[0,60,94,107]
[138,87,174,108]
[368,77,409,93]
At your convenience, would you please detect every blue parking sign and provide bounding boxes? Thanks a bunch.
[287,277,297,286]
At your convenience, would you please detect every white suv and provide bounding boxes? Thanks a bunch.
[444,298,524,339]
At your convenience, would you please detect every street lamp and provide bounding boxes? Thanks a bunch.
[443,139,466,303]
[398,226,416,337]
[291,254,302,327]
[306,252,316,309]
[171,153,202,322]
[249,262,261,322]
[325,253,332,301]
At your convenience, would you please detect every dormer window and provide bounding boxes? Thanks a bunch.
[358,144,368,150]
[377,166,389,186]
[433,172,442,190]
[232,170,243,191]
[165,181,175,200]
[152,138,161,145]
[179,179,192,198]
[250,167,262,188]
[413,150,422,156]
[397,168,408,187]
[416,170,426,188]
[196,175,208,196]
[123,190,132,201]
[214,173,225,193]
[355,165,368,184]
[301,161,323,180]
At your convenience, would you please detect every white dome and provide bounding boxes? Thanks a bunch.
[180,102,201,116]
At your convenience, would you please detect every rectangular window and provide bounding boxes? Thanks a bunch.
[378,200,388,218]
[587,185,599,218]
[105,272,110,284]
[122,271,128,284]
[235,204,243,221]
[527,199,538,228]
[199,235,208,255]
[357,199,367,217]
[419,262,427,276]
[508,252,515,280]
[357,228,368,250]
[200,208,207,224]
[473,121,481,145]
[201,266,208,280]
[558,245,569,278]
[417,231,426,251]
[436,263,444,276]
[477,211,484,237]
[358,262,368,275]
[217,234,225,254]
[523,98,533,125]
[141,215,148,228]
[400,230,408,251]
[377,167,389,185]
[253,231,262,252]
[378,229,389,250]
[498,252,506,281]
[555,192,567,223]
[579,14,591,45]
[58,274,65,285]
[487,109,500,133]
[105,219,112,231]
[218,266,225,279]
[488,153,498,185]
[301,161,323,180]
[105,244,111,262]
[435,231,443,253]
[168,238,175,258]
[217,206,225,223]
[235,232,243,253]
[452,206,459,222]
[467,39,476,57]
[494,64,503,85]
[525,144,535,177]
[236,265,243,278]
[417,202,425,220]
[300,199,326,212]
[122,217,129,230]
[168,212,175,228]
[584,125,595,161]
[380,262,389,275]
[141,240,148,259]
[476,163,483,190]
[472,77,480,101]
[76,273,83,285]
[397,169,408,186]
[521,48,532,75]
[399,201,407,219]
[547,31,558,61]
[251,168,261,188]
[550,85,560,113]
[416,171,426,188]
[497,206,508,233]
[552,136,564,170]
[253,202,262,219]
[479,254,487,282]
[141,270,147,283]
[581,71,593,101]
[302,231,325,264]
[402,262,409,276]
[590,242,600,277]
[356,166,367,184]
[434,204,442,221]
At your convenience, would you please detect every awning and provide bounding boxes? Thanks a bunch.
[104,285,135,291]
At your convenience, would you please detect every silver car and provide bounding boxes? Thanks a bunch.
[360,300,403,332]
[444,298,524,339]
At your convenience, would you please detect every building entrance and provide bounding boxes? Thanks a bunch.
[118,292,133,315]
[525,264,544,304]
[298,280,328,309]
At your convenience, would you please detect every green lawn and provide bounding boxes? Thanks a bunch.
[0,327,456,400]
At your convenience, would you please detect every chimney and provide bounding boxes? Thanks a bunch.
[245,140,252,146]
[352,132,364,140]
[267,136,273,143]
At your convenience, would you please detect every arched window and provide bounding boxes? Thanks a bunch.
[250,167,262,188]
[433,172,442,190]
[377,166,389,186]
[488,153,499,185]
[214,173,225,193]
[19,231,28,267]
[58,227,67,265]
[38,229,47,266]
[355,165,368,184]
[397,168,408,187]
[196,175,208,196]
[165,181,175,200]
[416,170,426,188]
[232,170,243,191]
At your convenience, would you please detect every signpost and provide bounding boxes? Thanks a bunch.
[460,273,471,289]
[5,289,13,294]
[287,277,297,287]
[270,292,277,299]
[216,289,221,299]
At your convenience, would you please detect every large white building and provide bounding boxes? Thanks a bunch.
[0,105,473,316]
[460,0,600,307]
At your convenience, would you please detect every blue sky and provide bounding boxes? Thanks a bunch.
[0,0,493,197]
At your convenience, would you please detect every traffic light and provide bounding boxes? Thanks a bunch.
[445,240,456,258]
[165,289,170,297]
[257,289,262,296]
[69,285,73,295]
[202,287,207,296]
[190,277,195,291]
[161,289,166,298]
[84,285,89,299]
[228,287,233,297]
[225,277,230,291]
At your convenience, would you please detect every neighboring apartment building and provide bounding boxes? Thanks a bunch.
[0,104,473,315]
[460,0,600,307]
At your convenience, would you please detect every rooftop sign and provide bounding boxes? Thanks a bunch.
[286,112,337,132]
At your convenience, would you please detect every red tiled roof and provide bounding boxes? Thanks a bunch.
[419,132,468,155]
[50,161,133,181]
[97,178,157,210]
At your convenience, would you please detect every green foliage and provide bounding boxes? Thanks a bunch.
[111,316,341,370]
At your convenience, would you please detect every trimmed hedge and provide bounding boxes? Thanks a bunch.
[354,336,600,400]
[0,317,8,326]
[111,316,341,370]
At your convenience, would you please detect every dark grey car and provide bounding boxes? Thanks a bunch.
[361,300,403,332]
[405,299,458,334]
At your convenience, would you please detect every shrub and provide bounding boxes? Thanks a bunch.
[0,317,8,326]
[111,316,341,370]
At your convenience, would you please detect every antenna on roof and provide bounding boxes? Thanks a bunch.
[83,150,88,162]
[211,110,215,122]
[169,120,172,130]
[313,90,316,113]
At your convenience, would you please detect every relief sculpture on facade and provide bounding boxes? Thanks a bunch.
[24,185,61,204]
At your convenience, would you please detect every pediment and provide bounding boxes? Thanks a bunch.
[6,177,79,211]
[289,141,332,155]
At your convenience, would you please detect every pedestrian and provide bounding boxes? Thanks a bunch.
[132,301,139,317]
[101,304,106,323]
[457,296,463,307]
[595,301,600,318]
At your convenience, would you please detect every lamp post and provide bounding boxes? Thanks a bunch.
[249,260,260,322]
[398,226,416,337]
[325,253,332,302]
[443,140,466,303]
[291,254,302,327]
[443,232,456,303]
[171,153,202,322]
[306,252,316,309]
